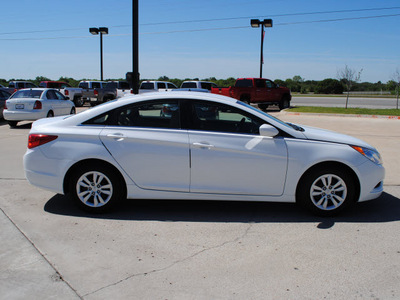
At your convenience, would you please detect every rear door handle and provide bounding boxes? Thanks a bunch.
[193,142,215,149]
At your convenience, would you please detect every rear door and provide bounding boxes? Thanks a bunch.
[99,99,190,192]
[45,90,61,114]
[54,90,71,114]
[254,79,267,102]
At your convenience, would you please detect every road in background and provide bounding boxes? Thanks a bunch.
[292,96,398,109]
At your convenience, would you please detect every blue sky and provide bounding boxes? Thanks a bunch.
[1,0,399,83]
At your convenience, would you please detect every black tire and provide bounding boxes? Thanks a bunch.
[70,107,76,115]
[279,96,290,110]
[68,163,124,213]
[240,96,250,105]
[297,167,357,216]
[258,104,269,111]
[47,111,54,118]
[8,121,18,128]
[74,96,84,107]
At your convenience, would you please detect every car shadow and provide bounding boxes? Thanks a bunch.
[44,192,400,228]
[10,122,32,129]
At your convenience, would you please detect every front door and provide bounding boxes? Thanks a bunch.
[188,101,288,195]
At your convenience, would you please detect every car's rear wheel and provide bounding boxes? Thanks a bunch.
[47,111,54,118]
[297,167,356,216]
[279,96,290,110]
[69,163,124,213]
[74,96,84,107]
[258,104,269,111]
[8,121,18,128]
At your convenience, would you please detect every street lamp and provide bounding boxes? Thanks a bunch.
[250,19,272,78]
[89,27,109,81]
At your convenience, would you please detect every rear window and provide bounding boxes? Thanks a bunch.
[181,82,197,89]
[119,82,130,89]
[157,82,166,89]
[200,82,213,90]
[140,82,155,89]
[12,90,43,99]
[106,82,117,89]
[47,82,62,88]
[79,82,88,89]
[235,79,253,88]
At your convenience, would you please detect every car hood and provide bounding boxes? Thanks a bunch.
[300,125,374,149]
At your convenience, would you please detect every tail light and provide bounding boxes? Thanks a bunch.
[4,101,7,110]
[94,90,98,96]
[65,90,69,96]
[28,134,58,149]
[33,101,42,109]
[131,89,134,94]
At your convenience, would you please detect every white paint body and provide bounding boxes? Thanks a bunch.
[23,92,384,206]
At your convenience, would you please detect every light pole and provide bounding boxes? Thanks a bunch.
[126,0,140,94]
[89,27,109,81]
[250,19,272,78]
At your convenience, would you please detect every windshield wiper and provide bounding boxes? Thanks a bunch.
[287,123,305,132]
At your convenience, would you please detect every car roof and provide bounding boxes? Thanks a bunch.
[33,91,303,138]
[16,88,52,91]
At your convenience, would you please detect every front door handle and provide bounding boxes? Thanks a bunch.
[107,133,125,141]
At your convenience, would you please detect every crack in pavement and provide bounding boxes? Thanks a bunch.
[0,206,83,299]
[83,223,254,297]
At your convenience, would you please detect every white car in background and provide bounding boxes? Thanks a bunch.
[139,81,178,93]
[3,88,75,127]
[23,92,384,216]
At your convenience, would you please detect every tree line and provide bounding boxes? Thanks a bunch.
[1,75,399,95]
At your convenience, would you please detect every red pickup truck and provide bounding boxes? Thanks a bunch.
[211,78,291,110]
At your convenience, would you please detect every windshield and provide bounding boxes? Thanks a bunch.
[11,90,43,99]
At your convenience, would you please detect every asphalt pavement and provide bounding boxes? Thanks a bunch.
[0,110,399,299]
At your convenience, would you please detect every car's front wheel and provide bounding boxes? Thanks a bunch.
[297,167,357,216]
[69,163,124,213]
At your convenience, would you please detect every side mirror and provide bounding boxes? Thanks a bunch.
[259,124,279,137]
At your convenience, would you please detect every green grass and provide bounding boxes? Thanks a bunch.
[288,106,400,116]
[291,93,396,99]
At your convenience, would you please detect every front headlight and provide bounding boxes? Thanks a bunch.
[351,145,383,165]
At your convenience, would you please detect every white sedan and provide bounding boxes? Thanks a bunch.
[23,92,384,216]
[3,88,75,127]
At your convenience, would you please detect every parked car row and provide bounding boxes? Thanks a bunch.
[1,77,292,111]
[2,88,75,128]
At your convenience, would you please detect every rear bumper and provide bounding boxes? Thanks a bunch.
[3,110,45,121]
